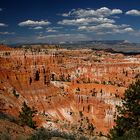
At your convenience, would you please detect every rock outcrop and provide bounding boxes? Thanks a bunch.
[0,45,140,136]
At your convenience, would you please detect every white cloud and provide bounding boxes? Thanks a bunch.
[0,23,8,27]
[123,27,134,32]
[46,27,58,32]
[78,23,133,34]
[62,7,123,18]
[37,33,90,42]
[47,29,57,32]
[58,7,123,27]
[58,19,87,25]
[95,7,121,17]
[126,10,140,16]
[0,8,2,11]
[38,34,72,39]
[18,20,51,27]
[62,13,69,17]
[58,7,136,36]
[112,27,134,34]
[0,32,15,35]
[78,23,117,31]
[58,17,115,26]
[112,9,122,14]
[32,26,43,30]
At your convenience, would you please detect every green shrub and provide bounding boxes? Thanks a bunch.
[109,79,140,139]
[28,127,76,140]
[19,102,37,129]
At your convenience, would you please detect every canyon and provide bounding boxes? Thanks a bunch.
[0,44,140,138]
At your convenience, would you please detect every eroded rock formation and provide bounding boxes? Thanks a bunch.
[0,45,140,135]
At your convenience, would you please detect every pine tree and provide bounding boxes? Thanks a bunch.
[109,79,140,139]
[19,102,37,129]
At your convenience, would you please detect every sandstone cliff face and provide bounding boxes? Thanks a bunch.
[0,45,140,135]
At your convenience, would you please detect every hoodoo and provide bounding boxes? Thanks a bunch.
[0,45,140,138]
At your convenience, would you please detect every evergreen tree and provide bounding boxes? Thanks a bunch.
[19,102,37,129]
[109,79,140,139]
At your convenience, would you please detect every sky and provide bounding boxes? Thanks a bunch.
[0,0,140,44]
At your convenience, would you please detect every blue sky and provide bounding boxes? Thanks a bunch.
[0,0,140,44]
